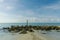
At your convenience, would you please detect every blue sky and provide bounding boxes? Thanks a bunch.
[0,0,60,23]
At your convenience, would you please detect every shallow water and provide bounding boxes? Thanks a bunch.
[0,30,60,40]
[0,30,21,40]
[37,30,60,40]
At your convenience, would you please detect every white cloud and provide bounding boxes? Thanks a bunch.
[40,1,60,10]
[0,0,60,23]
[9,0,18,2]
[0,4,14,11]
[0,12,8,17]
[44,5,60,10]
[0,0,4,3]
[0,12,60,23]
[19,10,35,16]
[5,6,14,10]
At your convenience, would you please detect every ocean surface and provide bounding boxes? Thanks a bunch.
[0,23,60,40]
[0,23,60,28]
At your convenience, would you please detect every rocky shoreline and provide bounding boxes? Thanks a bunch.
[2,25,60,33]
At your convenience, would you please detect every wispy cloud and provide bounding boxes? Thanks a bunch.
[0,0,60,23]
[44,5,60,10]
[18,10,35,17]
[0,0,4,3]
[41,1,60,10]
[5,6,14,10]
